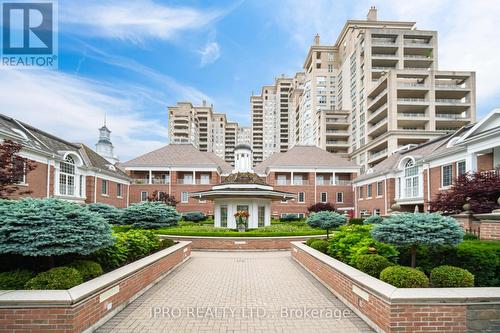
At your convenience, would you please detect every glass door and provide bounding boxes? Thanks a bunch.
[220,205,228,227]
[236,205,249,228]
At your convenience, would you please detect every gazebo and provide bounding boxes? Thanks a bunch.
[191,144,295,228]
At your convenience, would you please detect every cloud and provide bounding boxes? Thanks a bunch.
[0,69,168,160]
[60,0,225,43]
[199,42,221,66]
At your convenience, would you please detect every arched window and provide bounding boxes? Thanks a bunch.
[403,159,419,198]
[60,155,76,196]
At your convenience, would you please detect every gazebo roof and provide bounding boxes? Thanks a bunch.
[221,172,268,186]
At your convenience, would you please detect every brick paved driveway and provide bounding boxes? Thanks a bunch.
[97,251,373,333]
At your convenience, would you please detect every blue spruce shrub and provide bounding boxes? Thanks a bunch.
[182,211,206,222]
[0,198,114,257]
[121,201,181,229]
[87,203,123,225]
[307,211,347,238]
[363,215,383,225]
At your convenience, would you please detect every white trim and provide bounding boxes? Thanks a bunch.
[320,192,328,203]
[212,183,273,190]
[298,192,305,203]
[124,166,219,172]
[268,167,360,173]
[440,164,453,188]
[336,191,344,203]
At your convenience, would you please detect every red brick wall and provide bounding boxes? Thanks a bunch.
[292,244,468,333]
[355,179,395,216]
[85,176,128,208]
[0,243,191,333]
[6,160,48,199]
[478,152,493,171]
[480,221,500,240]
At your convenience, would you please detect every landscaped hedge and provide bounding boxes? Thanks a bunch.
[87,203,123,225]
[430,265,474,287]
[0,270,35,290]
[380,266,429,288]
[182,211,206,222]
[24,267,83,290]
[355,254,395,278]
[121,201,181,229]
[68,260,103,281]
[310,240,329,254]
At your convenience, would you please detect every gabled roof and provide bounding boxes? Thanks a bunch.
[76,144,129,180]
[221,172,268,186]
[457,108,500,143]
[122,143,233,173]
[254,145,359,174]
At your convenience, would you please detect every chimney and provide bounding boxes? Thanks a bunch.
[314,34,320,45]
[367,6,377,21]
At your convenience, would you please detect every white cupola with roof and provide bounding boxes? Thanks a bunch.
[95,115,119,164]
[234,144,253,173]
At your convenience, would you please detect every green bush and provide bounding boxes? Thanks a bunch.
[307,211,347,238]
[306,238,321,246]
[92,233,128,270]
[310,240,329,253]
[122,230,160,261]
[0,270,35,290]
[348,218,364,225]
[380,266,429,288]
[356,255,395,278]
[430,265,474,287]
[25,267,83,290]
[182,211,206,222]
[280,214,302,222]
[349,238,399,265]
[397,244,453,274]
[327,225,373,262]
[67,260,103,281]
[463,233,478,241]
[159,239,175,249]
[87,203,123,225]
[121,201,181,229]
[0,198,114,257]
[363,215,383,225]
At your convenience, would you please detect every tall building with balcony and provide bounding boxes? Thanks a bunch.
[251,76,293,165]
[281,7,476,171]
[237,126,251,146]
[168,101,246,165]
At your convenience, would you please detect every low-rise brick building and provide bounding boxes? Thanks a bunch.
[353,108,500,216]
[0,114,130,206]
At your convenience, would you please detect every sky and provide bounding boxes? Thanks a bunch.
[1,0,500,160]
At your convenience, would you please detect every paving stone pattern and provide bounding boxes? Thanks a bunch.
[97,251,373,333]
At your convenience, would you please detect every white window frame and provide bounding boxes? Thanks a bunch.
[277,174,287,185]
[140,191,148,202]
[320,192,328,203]
[298,192,305,203]
[367,184,372,198]
[336,192,344,203]
[200,174,210,185]
[101,179,108,196]
[181,192,189,203]
[376,181,383,197]
[457,160,466,177]
[59,155,76,196]
[441,164,453,188]
[293,174,304,185]
[13,159,27,185]
[117,183,123,198]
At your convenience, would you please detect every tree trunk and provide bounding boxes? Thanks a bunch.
[411,245,417,268]
[326,228,329,239]
[47,255,55,269]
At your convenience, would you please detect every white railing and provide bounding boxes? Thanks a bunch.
[436,114,469,119]
[404,54,431,59]
[370,148,388,160]
[435,99,468,104]
[398,113,427,118]
[397,83,426,88]
[404,39,430,45]
[372,53,398,58]
[369,118,388,130]
[398,98,426,102]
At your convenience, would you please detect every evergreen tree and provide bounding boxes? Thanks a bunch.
[87,202,122,225]
[307,211,347,238]
[371,213,464,268]
[121,201,181,229]
[0,198,114,265]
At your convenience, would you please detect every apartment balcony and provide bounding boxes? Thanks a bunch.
[274,179,312,186]
[326,140,349,146]
[371,38,397,46]
[397,98,427,104]
[325,117,349,125]
[316,179,352,186]
[368,89,388,110]
[404,39,432,48]
[435,113,470,120]
[398,112,428,119]
[372,53,398,58]
[176,179,213,185]
[397,82,428,89]
[368,103,388,123]
[131,178,170,185]
[325,129,350,135]
[367,118,388,137]
[368,148,388,164]
[435,84,469,90]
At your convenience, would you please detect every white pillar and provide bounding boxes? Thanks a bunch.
[192,171,196,184]
[332,172,336,185]
[148,170,152,184]
[314,170,317,203]
[465,151,477,172]
[291,171,294,185]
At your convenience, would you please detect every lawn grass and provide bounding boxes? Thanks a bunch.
[154,223,326,237]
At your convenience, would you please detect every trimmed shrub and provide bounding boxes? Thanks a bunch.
[0,198,114,257]
[327,225,373,262]
[280,214,302,222]
[451,240,500,287]
[356,255,395,278]
[182,211,206,222]
[306,238,320,246]
[67,260,103,281]
[87,203,122,225]
[307,211,347,238]
[121,201,181,229]
[310,240,329,253]
[0,270,35,290]
[122,230,159,261]
[92,233,128,270]
[372,213,464,268]
[380,266,429,288]
[363,215,383,225]
[349,238,399,265]
[430,265,474,287]
[159,239,175,249]
[348,218,365,225]
[463,233,478,241]
[25,267,83,290]
[308,202,335,213]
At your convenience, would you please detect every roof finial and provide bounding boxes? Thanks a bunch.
[104,112,107,127]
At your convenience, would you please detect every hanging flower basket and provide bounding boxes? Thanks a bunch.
[234,211,250,232]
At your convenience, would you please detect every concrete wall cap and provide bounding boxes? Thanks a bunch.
[161,234,326,240]
[0,241,191,306]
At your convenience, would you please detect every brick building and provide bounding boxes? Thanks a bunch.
[353,108,500,216]
[0,114,130,207]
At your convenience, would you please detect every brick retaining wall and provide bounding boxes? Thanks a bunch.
[291,242,500,333]
[160,235,325,250]
[0,241,191,333]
